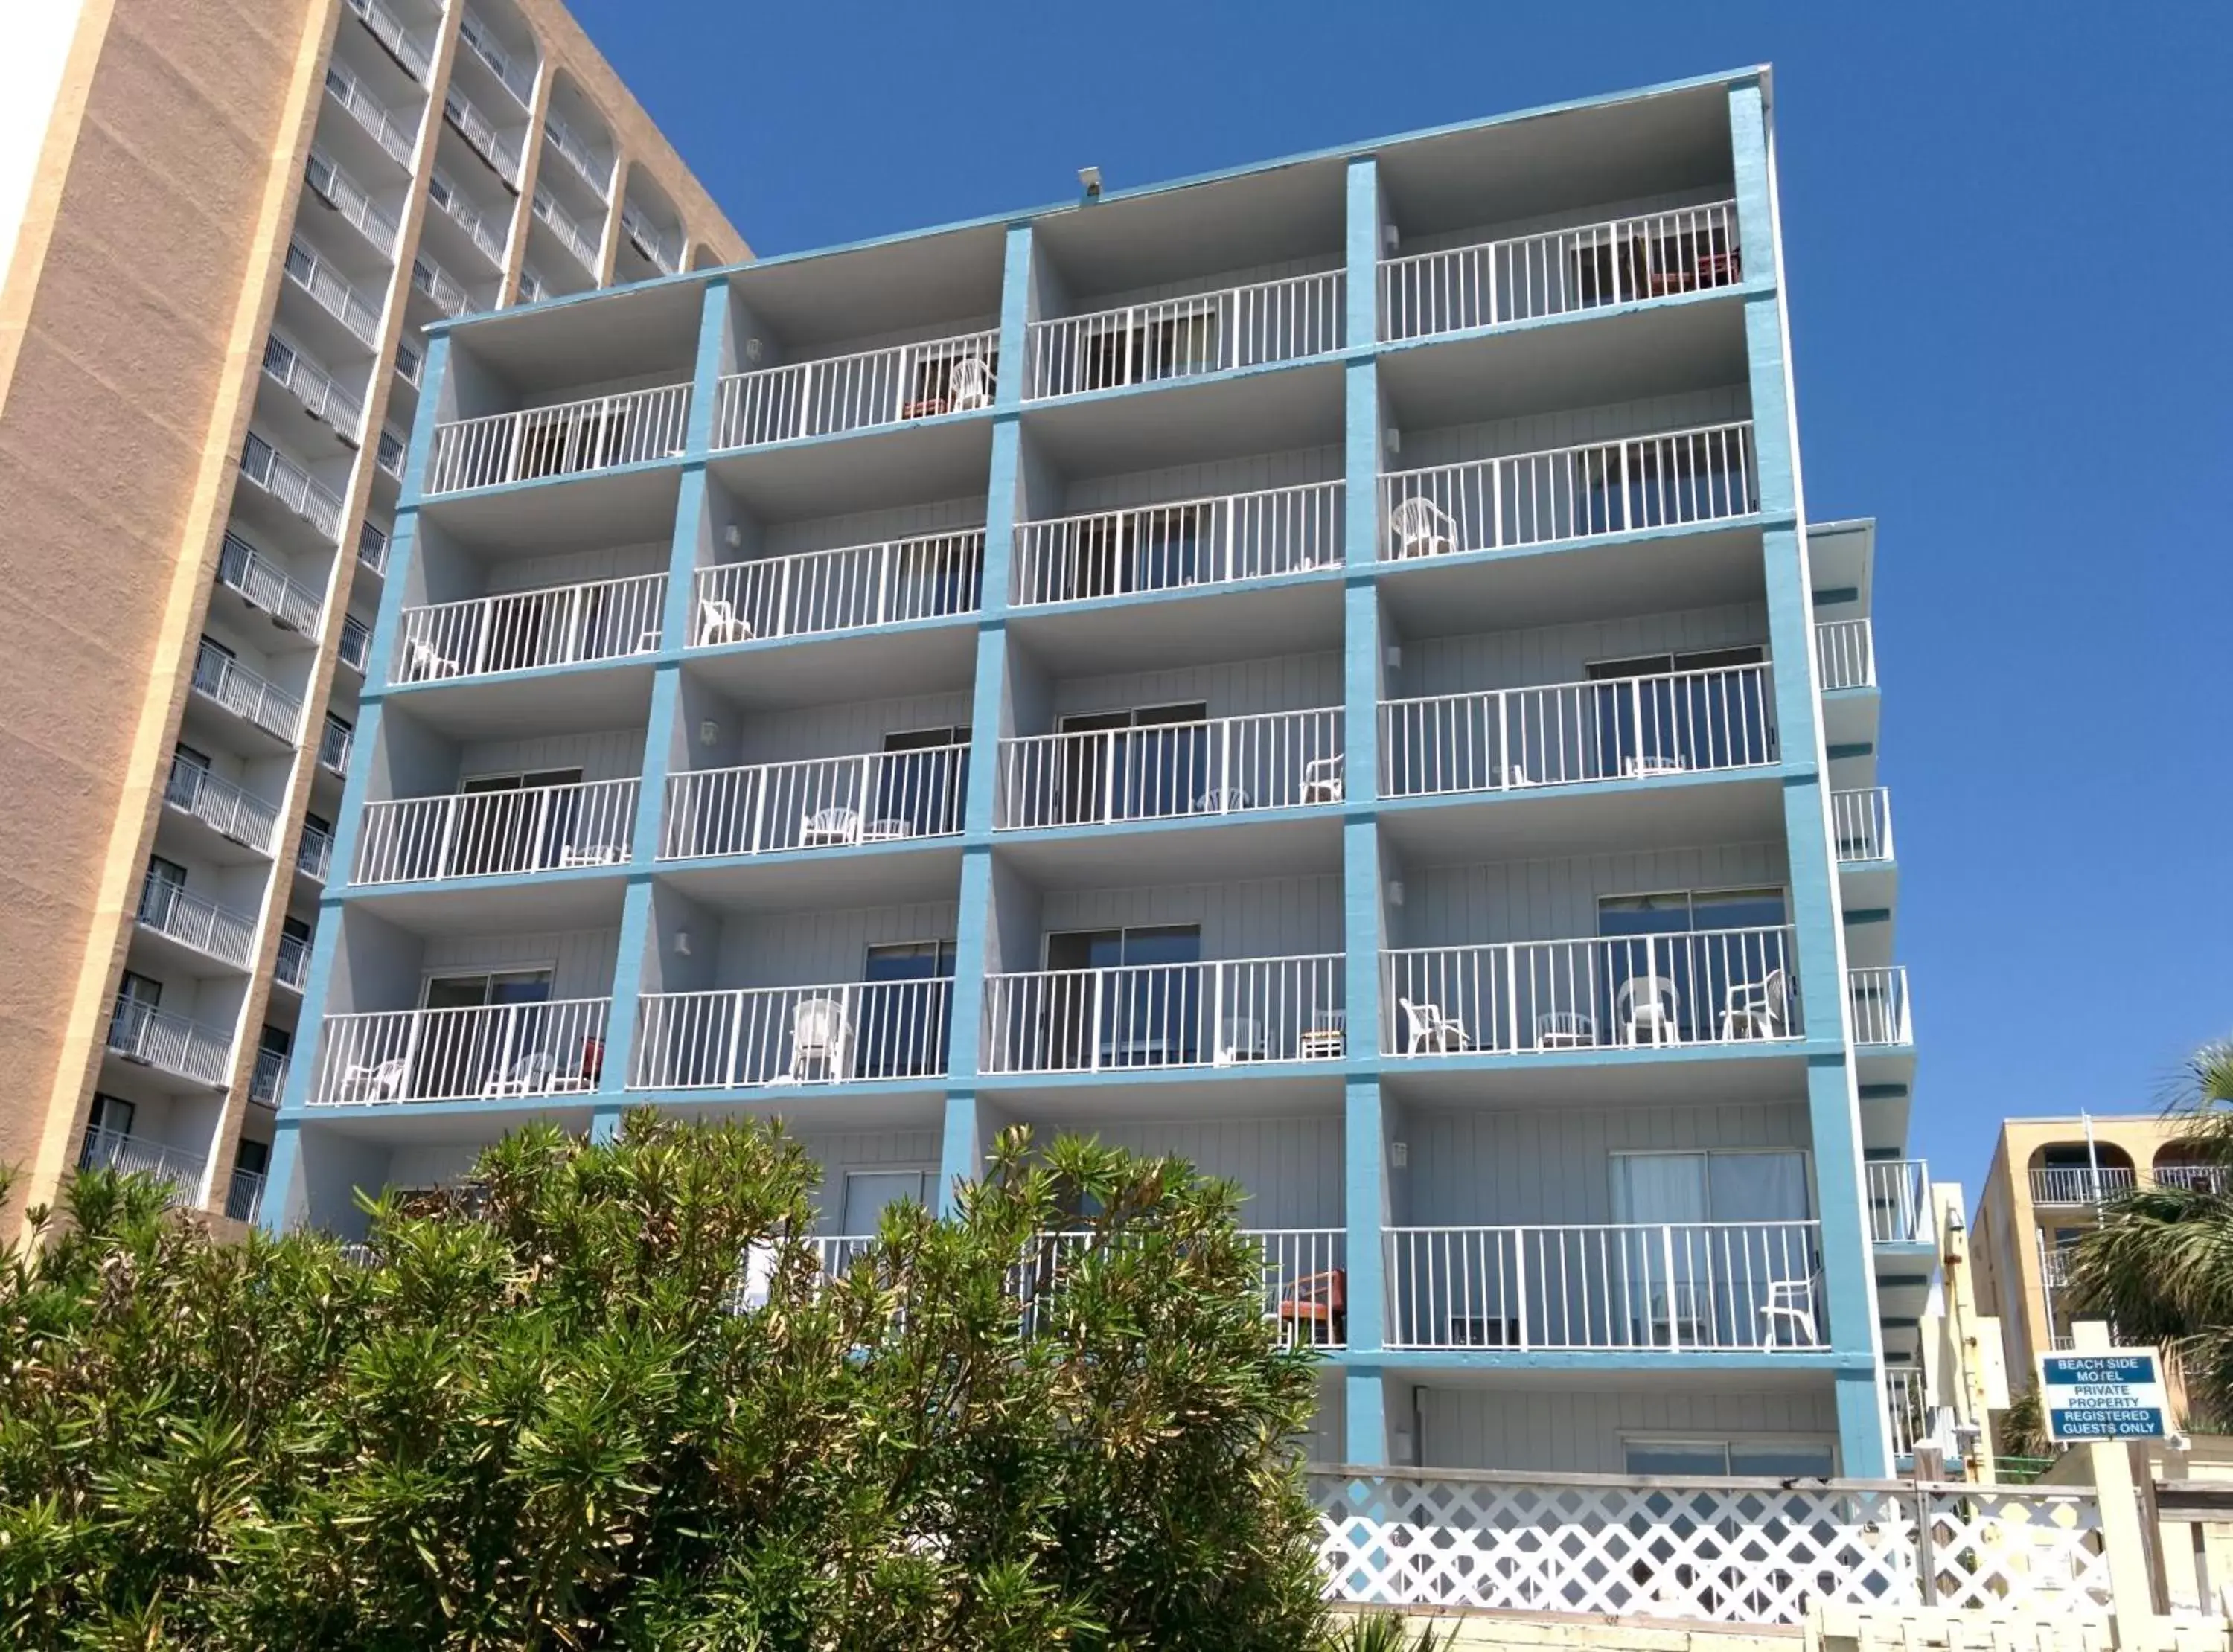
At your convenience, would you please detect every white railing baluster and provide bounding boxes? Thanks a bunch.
[1025,269,1344,400]
[1012,478,1344,605]
[691,528,984,646]
[353,777,638,884]
[980,954,1345,1075]
[660,743,971,860]
[1866,1159,1932,1244]
[1845,966,1911,1046]
[309,996,610,1105]
[393,572,665,683]
[994,708,1342,830]
[303,149,399,255]
[77,1127,207,1204]
[191,638,303,743]
[237,432,345,542]
[1830,787,1894,862]
[711,327,1000,450]
[105,999,233,1088]
[427,383,692,494]
[1816,618,1876,690]
[164,760,281,853]
[135,874,259,969]
[343,0,432,80]
[630,979,953,1089]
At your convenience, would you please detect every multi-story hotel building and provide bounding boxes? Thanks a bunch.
[262,68,1929,1475]
[0,0,745,1235]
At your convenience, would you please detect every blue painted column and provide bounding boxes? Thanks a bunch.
[941,222,1032,1201]
[1731,79,1886,1476]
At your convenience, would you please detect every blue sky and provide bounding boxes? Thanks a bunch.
[570,1,2232,1193]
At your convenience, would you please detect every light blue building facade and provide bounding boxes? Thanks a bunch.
[264,68,1929,1477]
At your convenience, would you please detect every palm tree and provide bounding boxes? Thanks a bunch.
[2066,1040,2233,1427]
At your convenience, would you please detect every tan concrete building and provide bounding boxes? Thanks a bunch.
[0,0,747,1235]
[1971,1113,2219,1396]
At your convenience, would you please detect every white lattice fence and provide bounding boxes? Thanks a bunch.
[1309,1470,2107,1625]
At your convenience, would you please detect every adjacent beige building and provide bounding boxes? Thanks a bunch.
[0,0,747,1236]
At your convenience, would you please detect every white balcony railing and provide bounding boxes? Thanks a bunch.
[79,1126,205,1203]
[282,238,382,349]
[542,114,613,201]
[297,821,334,882]
[343,0,432,81]
[631,979,954,1089]
[1831,787,1894,863]
[262,332,364,440]
[217,531,324,638]
[2152,1165,2232,1194]
[516,266,545,304]
[394,572,666,683]
[394,339,424,388]
[319,715,354,775]
[302,150,399,255]
[427,166,510,265]
[323,60,415,167]
[239,432,344,542]
[192,638,301,743]
[456,8,536,106]
[691,529,984,646]
[1249,1229,1349,1348]
[106,999,232,1088]
[353,777,639,884]
[226,1167,266,1223]
[137,875,258,969]
[337,614,373,674]
[427,382,692,493]
[441,88,522,183]
[1381,661,1777,798]
[1385,926,1801,1057]
[409,253,476,320]
[1847,966,1911,1046]
[661,745,969,859]
[981,955,1346,1075]
[2031,1166,2138,1206]
[1818,618,1876,691]
[164,758,278,853]
[375,426,408,481]
[275,931,310,990]
[1381,421,1757,564]
[995,708,1341,830]
[1867,1159,1931,1245]
[530,185,600,270]
[1380,200,1742,343]
[1026,269,1346,400]
[1385,1219,1823,1351]
[1885,1366,1932,1459]
[309,997,611,1105]
[712,330,1000,449]
[618,199,680,274]
[358,519,390,575]
[249,1046,290,1107]
[1012,479,1344,606]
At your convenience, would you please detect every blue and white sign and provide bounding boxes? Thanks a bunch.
[2039,1351,2168,1441]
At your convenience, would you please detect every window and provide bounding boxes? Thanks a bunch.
[453,768,585,874]
[1582,648,1772,775]
[875,728,969,838]
[855,941,956,1078]
[1597,889,1791,1042]
[86,1093,136,1139]
[1044,926,1203,1067]
[1613,1151,1815,1348]
[415,970,560,1096]
[1057,703,1209,823]
[1624,1438,1835,1478]
[1611,1151,1810,1225]
[139,855,188,927]
[839,1168,936,1235]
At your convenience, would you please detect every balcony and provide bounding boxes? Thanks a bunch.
[425,383,692,494]
[409,252,478,321]
[353,778,637,885]
[1379,422,1757,566]
[323,59,415,169]
[375,425,408,481]
[632,979,953,1090]
[78,1126,205,1204]
[394,338,424,388]
[712,330,1000,449]
[319,714,354,776]
[2039,1245,2071,1288]
[1025,270,1344,402]
[1379,200,1742,344]
[343,0,432,80]
[2153,1165,2233,1194]
[1886,1366,1931,1459]
[1381,660,1777,801]
[980,955,1346,1076]
[393,572,665,683]
[1011,480,1344,608]
[1818,618,1876,691]
[358,519,391,576]
[1846,966,1911,1047]
[1383,926,1801,1057]
[303,149,399,257]
[2031,1166,2138,1206]
[542,113,612,201]
[1385,1218,1822,1351]
[249,1046,290,1107]
[662,744,968,859]
[136,874,258,970]
[308,996,611,1105]
[297,821,335,881]
[1832,787,1894,862]
[618,199,680,275]
[106,999,233,1089]
[262,332,364,441]
[691,529,983,647]
[164,759,279,854]
[441,87,523,183]
[337,613,374,675]
[226,1166,267,1223]
[456,8,536,106]
[1015,1228,1347,1350]
[275,932,310,991]
[994,709,1341,831]
[191,639,302,744]
[427,167,510,266]
[215,531,323,638]
[529,185,601,271]
[1867,1159,1931,1245]
[282,238,382,350]
[238,432,345,542]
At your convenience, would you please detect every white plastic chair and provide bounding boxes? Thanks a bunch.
[1302,755,1344,804]
[788,996,851,1080]
[1533,1010,1598,1049]
[483,1051,552,1096]
[734,1240,779,1310]
[1719,967,1789,1041]
[1399,996,1470,1054]
[339,1056,407,1102]
[404,638,461,682]
[799,807,860,848]
[1615,976,1681,1045]
[1215,1017,1265,1066]
[1622,752,1688,778]
[948,355,994,412]
[697,598,754,646]
[1388,497,1457,560]
[1759,1276,1820,1348]
[1195,785,1251,813]
[558,839,627,867]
